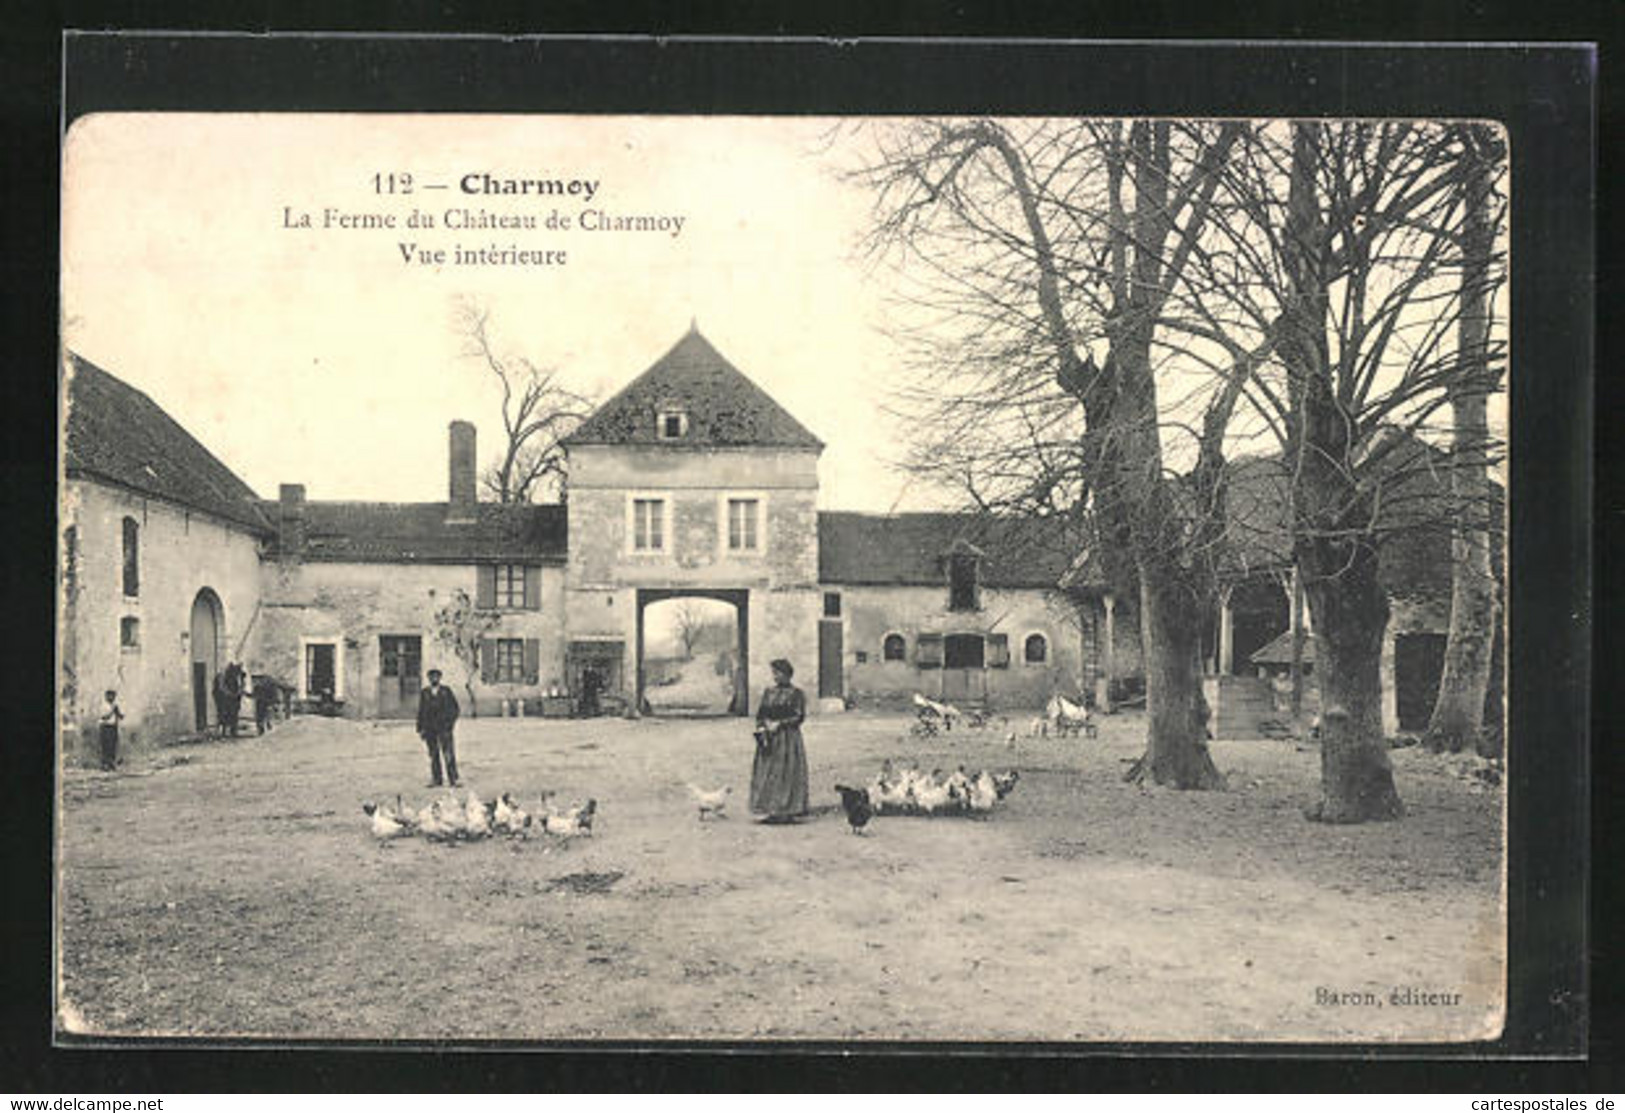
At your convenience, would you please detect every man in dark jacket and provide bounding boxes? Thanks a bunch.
[417,668,461,787]
[213,663,244,738]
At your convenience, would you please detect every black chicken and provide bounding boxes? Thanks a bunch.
[833,784,874,835]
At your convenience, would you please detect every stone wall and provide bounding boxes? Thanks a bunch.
[255,559,568,719]
[60,480,264,754]
[832,583,1087,711]
[565,442,822,713]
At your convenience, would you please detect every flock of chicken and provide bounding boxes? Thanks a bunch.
[864,760,1021,817]
[362,789,597,845]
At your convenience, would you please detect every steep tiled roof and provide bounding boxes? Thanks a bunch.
[818,511,1085,590]
[63,354,271,534]
[272,500,567,563]
[563,328,823,449]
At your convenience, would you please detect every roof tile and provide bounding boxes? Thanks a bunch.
[564,329,823,449]
[64,354,271,533]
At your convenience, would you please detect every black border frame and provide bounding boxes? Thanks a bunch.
[5,28,1597,1091]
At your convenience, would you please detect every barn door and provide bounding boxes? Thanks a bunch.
[942,634,986,702]
[818,619,843,699]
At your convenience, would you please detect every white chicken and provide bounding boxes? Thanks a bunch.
[543,798,597,839]
[492,792,531,835]
[943,766,974,811]
[868,760,910,813]
[416,797,463,841]
[910,769,953,814]
[966,769,999,812]
[461,790,491,840]
[362,797,413,840]
[687,783,732,820]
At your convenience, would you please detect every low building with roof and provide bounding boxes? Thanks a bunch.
[61,354,272,749]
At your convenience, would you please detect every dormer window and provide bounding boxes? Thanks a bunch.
[658,409,689,440]
[948,551,981,612]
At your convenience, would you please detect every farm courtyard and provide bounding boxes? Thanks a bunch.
[57,710,1504,1043]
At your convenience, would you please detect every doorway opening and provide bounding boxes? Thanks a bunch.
[636,588,748,717]
[377,635,422,718]
[189,588,224,732]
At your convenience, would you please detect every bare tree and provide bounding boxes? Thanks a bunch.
[454,298,596,504]
[1214,120,1504,821]
[850,118,1253,790]
[1424,124,1507,756]
[432,587,500,718]
[671,599,708,660]
[847,117,1505,823]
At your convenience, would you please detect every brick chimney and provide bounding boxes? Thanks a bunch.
[447,420,477,524]
[277,483,306,560]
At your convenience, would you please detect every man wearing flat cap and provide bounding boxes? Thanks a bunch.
[417,667,461,787]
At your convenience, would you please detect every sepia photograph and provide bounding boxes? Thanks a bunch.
[57,106,1512,1044]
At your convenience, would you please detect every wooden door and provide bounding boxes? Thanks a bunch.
[378,635,422,718]
[943,634,986,703]
[818,619,843,699]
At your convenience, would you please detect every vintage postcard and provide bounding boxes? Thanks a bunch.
[58,109,1510,1043]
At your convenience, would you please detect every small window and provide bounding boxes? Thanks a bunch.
[987,633,1011,669]
[633,499,666,552]
[948,553,979,612]
[658,410,689,440]
[120,616,140,649]
[916,633,944,669]
[882,633,907,662]
[855,650,869,664]
[728,498,761,551]
[823,592,842,618]
[495,564,525,608]
[1024,633,1049,664]
[122,516,140,597]
[494,638,525,684]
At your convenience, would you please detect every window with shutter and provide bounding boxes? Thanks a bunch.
[916,633,944,669]
[493,638,525,683]
[492,565,522,608]
[987,633,1010,669]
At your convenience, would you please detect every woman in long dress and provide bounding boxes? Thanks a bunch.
[751,658,810,823]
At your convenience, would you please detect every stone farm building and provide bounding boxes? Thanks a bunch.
[59,327,1470,755]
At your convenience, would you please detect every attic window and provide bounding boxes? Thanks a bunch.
[948,552,980,612]
[658,409,689,440]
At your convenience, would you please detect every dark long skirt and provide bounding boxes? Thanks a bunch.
[750,724,809,818]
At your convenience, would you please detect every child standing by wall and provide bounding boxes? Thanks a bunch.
[98,689,123,771]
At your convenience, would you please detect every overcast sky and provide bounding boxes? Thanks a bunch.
[62,114,936,512]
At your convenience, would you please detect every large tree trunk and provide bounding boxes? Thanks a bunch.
[1126,562,1225,789]
[1425,124,1501,755]
[1300,544,1404,822]
[1282,121,1404,823]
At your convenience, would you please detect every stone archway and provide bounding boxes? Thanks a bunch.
[635,588,749,716]
[189,588,224,731]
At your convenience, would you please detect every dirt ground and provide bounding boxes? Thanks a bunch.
[56,709,1504,1043]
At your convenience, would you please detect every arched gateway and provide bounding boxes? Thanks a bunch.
[189,588,223,731]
